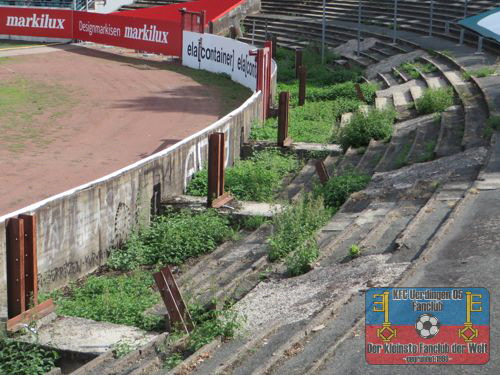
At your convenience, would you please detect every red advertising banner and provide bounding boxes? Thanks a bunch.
[74,11,181,56]
[0,7,73,39]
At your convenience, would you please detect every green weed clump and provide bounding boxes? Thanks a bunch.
[483,115,500,139]
[108,210,232,270]
[268,196,330,262]
[463,66,496,80]
[349,244,361,258]
[416,87,454,115]
[49,271,162,331]
[314,172,370,210]
[338,108,396,150]
[399,62,437,79]
[186,149,299,202]
[251,98,362,143]
[0,339,59,375]
[186,302,244,352]
[286,238,319,276]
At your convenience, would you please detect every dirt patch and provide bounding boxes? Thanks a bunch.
[0,46,245,215]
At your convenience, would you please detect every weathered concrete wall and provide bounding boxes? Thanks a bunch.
[211,0,261,36]
[0,222,6,320]
[0,91,262,320]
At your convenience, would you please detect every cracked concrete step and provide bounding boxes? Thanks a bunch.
[434,105,465,158]
[279,159,318,202]
[405,114,441,164]
[318,201,397,264]
[356,199,426,257]
[375,96,389,110]
[409,84,423,102]
[336,147,365,175]
[421,55,489,149]
[389,180,473,264]
[355,139,388,175]
[375,120,417,172]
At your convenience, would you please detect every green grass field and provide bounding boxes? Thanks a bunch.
[0,40,43,49]
[0,76,74,152]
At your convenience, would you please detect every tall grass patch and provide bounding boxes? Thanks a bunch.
[415,87,454,115]
[47,271,162,331]
[251,98,362,143]
[107,209,233,270]
[314,172,371,210]
[268,196,330,265]
[338,108,396,150]
[186,149,299,202]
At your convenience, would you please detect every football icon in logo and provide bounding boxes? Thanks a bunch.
[415,314,440,339]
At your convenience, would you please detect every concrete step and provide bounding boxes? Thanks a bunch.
[375,96,389,110]
[339,112,353,127]
[279,159,318,202]
[409,85,423,102]
[355,139,388,175]
[434,105,465,158]
[336,147,365,175]
[405,114,441,164]
[375,124,417,172]
[421,55,490,149]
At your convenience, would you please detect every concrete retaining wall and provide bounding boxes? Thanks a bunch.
[0,90,263,321]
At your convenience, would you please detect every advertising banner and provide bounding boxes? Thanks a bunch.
[0,7,73,39]
[182,30,257,91]
[366,287,490,365]
[74,11,181,56]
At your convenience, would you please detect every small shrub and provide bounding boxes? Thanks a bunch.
[286,238,319,276]
[238,215,267,231]
[0,339,59,375]
[186,149,299,202]
[314,172,370,210]
[268,196,330,261]
[186,301,244,352]
[338,108,396,150]
[416,87,454,115]
[49,271,162,331]
[349,244,361,258]
[112,340,137,358]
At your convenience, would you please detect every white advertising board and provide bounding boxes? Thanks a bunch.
[182,30,257,91]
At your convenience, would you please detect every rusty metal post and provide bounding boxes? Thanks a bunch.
[298,66,307,106]
[229,25,237,39]
[354,83,366,102]
[315,160,330,185]
[295,48,303,78]
[271,34,278,59]
[19,214,37,308]
[208,133,232,208]
[6,217,25,318]
[154,267,194,333]
[278,92,292,147]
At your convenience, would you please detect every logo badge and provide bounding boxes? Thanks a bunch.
[365,288,490,365]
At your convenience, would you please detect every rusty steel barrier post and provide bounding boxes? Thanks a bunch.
[295,48,303,79]
[6,217,25,318]
[278,92,292,147]
[271,35,278,59]
[154,266,194,333]
[355,83,366,102]
[5,213,54,332]
[298,66,307,106]
[315,160,330,185]
[207,132,233,208]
